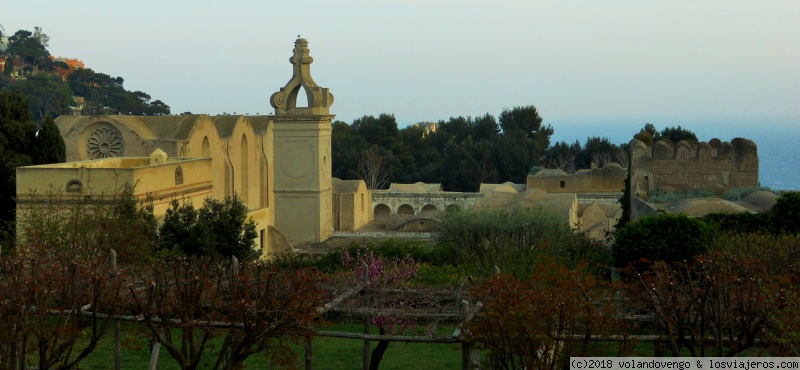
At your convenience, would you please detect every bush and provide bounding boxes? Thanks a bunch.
[612,213,717,268]
[721,186,779,201]
[15,184,158,264]
[437,207,609,278]
[702,211,769,234]
[647,189,713,203]
[468,260,631,369]
[159,195,259,261]
[308,239,455,274]
[769,192,800,235]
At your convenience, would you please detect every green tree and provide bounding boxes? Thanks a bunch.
[66,67,170,116]
[437,207,608,278]
[351,113,403,154]
[659,125,697,143]
[17,72,73,122]
[441,137,479,192]
[612,213,717,269]
[31,116,66,164]
[331,120,368,179]
[496,106,553,181]
[0,91,37,246]
[159,196,259,261]
[6,29,51,74]
[769,192,800,235]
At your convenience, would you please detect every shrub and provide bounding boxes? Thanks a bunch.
[769,192,800,235]
[15,184,158,264]
[721,186,779,201]
[647,189,713,203]
[158,195,259,261]
[612,213,716,268]
[437,207,609,278]
[468,260,631,369]
[702,211,769,234]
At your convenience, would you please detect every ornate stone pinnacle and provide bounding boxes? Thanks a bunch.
[270,38,334,115]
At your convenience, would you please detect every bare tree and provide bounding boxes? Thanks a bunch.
[591,151,613,168]
[356,145,392,190]
[546,155,576,173]
[614,148,629,168]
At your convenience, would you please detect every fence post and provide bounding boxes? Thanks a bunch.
[362,261,370,370]
[461,299,480,370]
[305,338,313,370]
[110,249,121,370]
[461,300,470,370]
[149,336,161,370]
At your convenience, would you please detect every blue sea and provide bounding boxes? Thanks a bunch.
[549,119,800,191]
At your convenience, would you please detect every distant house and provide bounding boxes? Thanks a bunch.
[51,56,86,80]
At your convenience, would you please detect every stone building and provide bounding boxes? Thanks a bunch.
[16,38,372,254]
[629,138,758,197]
[527,163,627,193]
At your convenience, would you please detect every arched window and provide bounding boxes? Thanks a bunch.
[175,166,184,185]
[260,150,269,208]
[240,134,249,205]
[201,136,210,157]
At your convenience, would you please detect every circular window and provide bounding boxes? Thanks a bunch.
[87,126,124,159]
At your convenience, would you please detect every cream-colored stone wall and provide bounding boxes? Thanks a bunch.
[332,179,372,231]
[16,157,213,217]
[16,38,372,253]
[527,164,626,193]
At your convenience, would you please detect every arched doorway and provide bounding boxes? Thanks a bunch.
[374,204,391,220]
[421,204,439,213]
[397,204,415,215]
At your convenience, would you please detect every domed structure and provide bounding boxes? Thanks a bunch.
[743,191,779,210]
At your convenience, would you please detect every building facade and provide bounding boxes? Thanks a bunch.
[16,38,372,254]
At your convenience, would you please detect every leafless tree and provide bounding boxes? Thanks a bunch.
[546,155,576,173]
[591,151,614,168]
[357,145,392,190]
[614,148,629,168]
[591,148,629,168]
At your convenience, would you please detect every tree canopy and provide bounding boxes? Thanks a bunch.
[1,25,171,123]
[0,91,67,249]
[331,106,555,191]
[159,196,259,261]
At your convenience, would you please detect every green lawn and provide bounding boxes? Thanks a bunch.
[70,322,462,369]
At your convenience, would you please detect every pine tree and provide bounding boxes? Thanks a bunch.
[32,116,66,164]
[0,91,38,248]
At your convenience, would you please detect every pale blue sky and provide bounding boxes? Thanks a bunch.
[2,1,799,135]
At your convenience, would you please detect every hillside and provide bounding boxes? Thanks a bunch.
[0,25,170,124]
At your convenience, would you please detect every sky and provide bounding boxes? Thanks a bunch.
[2,1,799,142]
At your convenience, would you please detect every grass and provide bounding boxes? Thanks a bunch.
[64,322,462,369]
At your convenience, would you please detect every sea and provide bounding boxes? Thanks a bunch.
[549,119,800,192]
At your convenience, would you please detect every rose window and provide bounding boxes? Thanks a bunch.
[87,127,124,159]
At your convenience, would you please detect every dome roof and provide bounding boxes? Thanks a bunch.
[742,191,778,210]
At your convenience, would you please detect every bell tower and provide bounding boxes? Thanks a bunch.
[270,38,334,245]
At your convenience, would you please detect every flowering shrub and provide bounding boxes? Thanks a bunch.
[339,246,423,369]
[341,247,419,288]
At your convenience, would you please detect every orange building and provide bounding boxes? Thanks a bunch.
[51,56,86,79]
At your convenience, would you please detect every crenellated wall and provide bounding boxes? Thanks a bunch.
[629,137,758,197]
